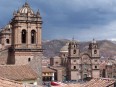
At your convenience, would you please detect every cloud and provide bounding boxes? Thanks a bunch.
[0,0,116,41]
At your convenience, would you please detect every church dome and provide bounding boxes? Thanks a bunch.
[60,43,69,53]
[18,2,34,14]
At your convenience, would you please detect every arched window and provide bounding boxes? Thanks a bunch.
[28,58,31,62]
[31,30,36,44]
[74,66,76,69]
[94,50,97,54]
[6,39,9,44]
[73,49,76,54]
[22,29,26,43]
[95,66,97,69]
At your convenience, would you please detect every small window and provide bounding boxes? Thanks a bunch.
[28,58,31,62]
[6,39,9,44]
[7,29,10,31]
[74,66,76,69]
[95,66,97,69]
[30,83,33,84]
[74,60,76,62]
[73,50,76,54]
[55,62,58,64]
[94,50,97,54]
[95,60,97,62]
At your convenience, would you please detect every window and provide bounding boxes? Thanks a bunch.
[95,60,97,62]
[30,83,33,84]
[8,29,10,31]
[94,50,97,54]
[55,62,58,64]
[74,66,76,69]
[74,60,76,62]
[95,66,97,69]
[73,50,76,54]
[31,30,36,44]
[6,39,9,44]
[22,29,26,43]
[28,58,31,62]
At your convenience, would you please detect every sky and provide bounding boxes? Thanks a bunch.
[0,0,116,41]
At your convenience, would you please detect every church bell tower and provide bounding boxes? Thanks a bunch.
[88,39,100,78]
[67,39,80,80]
[8,2,43,64]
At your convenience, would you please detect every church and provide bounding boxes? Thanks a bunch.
[0,1,101,84]
[0,2,43,65]
[50,39,100,81]
[0,2,43,86]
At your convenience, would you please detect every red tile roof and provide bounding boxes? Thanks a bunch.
[0,77,22,87]
[81,78,115,87]
[52,78,116,87]
[0,65,38,81]
[42,67,56,73]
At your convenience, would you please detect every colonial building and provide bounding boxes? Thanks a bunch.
[50,39,100,81]
[0,2,43,86]
[0,24,12,50]
[0,2,43,65]
[42,67,55,81]
[8,2,43,65]
[100,59,116,79]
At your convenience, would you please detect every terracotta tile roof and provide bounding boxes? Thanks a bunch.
[42,67,56,73]
[0,65,38,81]
[81,78,115,87]
[52,78,116,87]
[51,83,81,87]
[0,77,22,87]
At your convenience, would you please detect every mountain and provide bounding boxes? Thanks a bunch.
[42,39,116,58]
[42,39,69,57]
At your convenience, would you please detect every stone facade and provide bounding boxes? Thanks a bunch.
[68,39,100,80]
[0,2,43,65]
[100,59,116,79]
[0,2,43,85]
[50,39,100,81]
[0,24,12,50]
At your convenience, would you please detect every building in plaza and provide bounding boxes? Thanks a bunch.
[8,2,42,65]
[50,39,100,81]
[0,2,43,85]
[42,67,56,81]
[0,2,43,65]
[100,59,116,79]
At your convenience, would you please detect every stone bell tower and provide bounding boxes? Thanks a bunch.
[88,39,100,78]
[67,39,80,80]
[7,2,43,65]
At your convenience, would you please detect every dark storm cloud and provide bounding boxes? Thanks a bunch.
[0,0,116,41]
